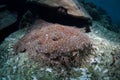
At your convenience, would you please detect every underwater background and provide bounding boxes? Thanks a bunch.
[83,0,120,24]
[0,0,120,80]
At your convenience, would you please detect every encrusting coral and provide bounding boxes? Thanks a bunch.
[14,20,93,69]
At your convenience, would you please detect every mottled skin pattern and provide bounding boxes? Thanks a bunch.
[14,20,93,69]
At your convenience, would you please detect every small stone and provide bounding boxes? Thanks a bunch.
[13,66,17,73]
[94,65,101,72]
[104,77,110,80]
[90,58,97,64]
[31,75,38,80]
[1,77,6,80]
[45,68,53,72]
[95,31,98,34]
[103,69,108,74]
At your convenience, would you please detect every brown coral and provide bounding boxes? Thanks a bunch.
[14,20,93,68]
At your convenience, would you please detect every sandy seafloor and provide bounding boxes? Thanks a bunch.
[0,21,120,80]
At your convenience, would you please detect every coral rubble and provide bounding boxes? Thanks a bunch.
[14,20,93,69]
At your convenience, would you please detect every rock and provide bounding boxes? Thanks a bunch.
[27,0,92,32]
[0,10,18,43]
[0,0,92,32]
[0,5,6,11]
[28,0,91,19]
[0,10,17,30]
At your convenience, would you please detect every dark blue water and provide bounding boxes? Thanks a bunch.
[84,0,120,24]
